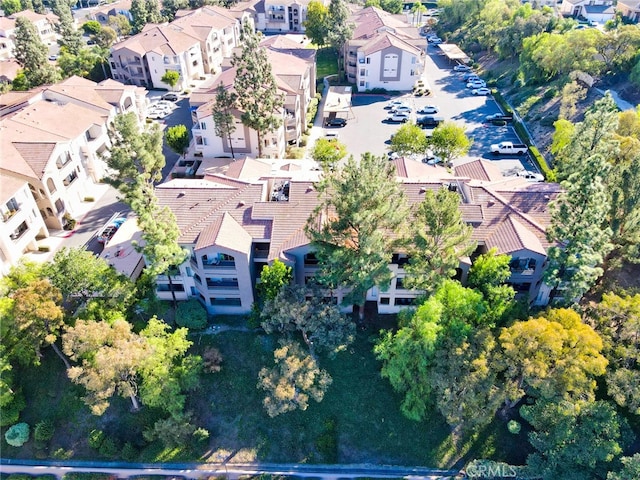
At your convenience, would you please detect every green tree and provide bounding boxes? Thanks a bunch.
[20,0,32,10]
[375,299,442,421]
[256,259,292,302]
[499,308,608,407]
[595,25,640,75]
[63,318,149,414]
[403,188,475,293]
[57,48,105,80]
[305,153,408,319]
[586,292,640,415]
[608,454,640,480]
[311,137,347,172]
[130,0,149,33]
[303,0,329,47]
[380,0,402,14]
[232,23,283,158]
[143,411,202,447]
[1,0,22,15]
[545,155,613,304]
[431,328,505,434]
[51,0,83,56]
[326,0,353,52]
[109,14,132,38]
[161,0,188,20]
[429,121,472,165]
[211,83,238,159]
[138,318,202,416]
[522,400,626,480]
[165,124,190,158]
[410,1,427,26]
[82,20,103,35]
[161,70,180,90]
[261,285,355,357]
[175,298,207,330]
[466,248,516,325]
[13,17,60,88]
[93,26,117,50]
[44,247,133,314]
[145,0,163,23]
[389,122,428,157]
[258,339,332,417]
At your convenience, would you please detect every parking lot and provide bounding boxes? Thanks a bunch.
[325,45,537,176]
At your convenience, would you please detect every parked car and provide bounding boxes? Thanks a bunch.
[48,54,58,61]
[467,80,487,89]
[417,105,439,114]
[472,87,492,96]
[417,115,444,127]
[462,72,480,81]
[453,64,471,72]
[147,109,170,120]
[388,151,400,160]
[392,105,412,114]
[428,37,443,44]
[486,113,513,122]
[386,113,410,123]
[385,100,408,110]
[325,117,347,127]
[162,93,179,101]
[517,170,544,182]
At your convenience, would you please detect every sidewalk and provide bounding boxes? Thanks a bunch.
[596,88,637,111]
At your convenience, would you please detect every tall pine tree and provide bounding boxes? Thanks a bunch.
[13,17,59,88]
[231,22,283,158]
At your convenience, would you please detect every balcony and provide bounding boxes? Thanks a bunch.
[9,221,28,241]
[206,278,239,290]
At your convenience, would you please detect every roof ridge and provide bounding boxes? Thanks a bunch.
[479,185,549,235]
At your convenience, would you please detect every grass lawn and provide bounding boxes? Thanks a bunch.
[5,317,531,467]
[316,48,339,81]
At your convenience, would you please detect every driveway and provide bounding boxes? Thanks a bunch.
[323,46,538,175]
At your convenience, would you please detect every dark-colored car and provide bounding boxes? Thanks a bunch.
[417,115,444,127]
[162,93,179,102]
[325,117,347,127]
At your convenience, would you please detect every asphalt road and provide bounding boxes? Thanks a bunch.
[0,460,460,480]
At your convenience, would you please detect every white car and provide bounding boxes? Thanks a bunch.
[517,171,544,182]
[429,38,443,45]
[417,105,439,114]
[467,80,487,89]
[453,64,471,72]
[472,88,492,96]
[392,105,413,114]
[385,100,407,109]
[386,113,410,123]
[324,130,339,141]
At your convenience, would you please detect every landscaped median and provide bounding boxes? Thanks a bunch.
[492,89,554,181]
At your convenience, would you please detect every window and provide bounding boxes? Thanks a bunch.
[186,267,193,277]
[47,178,57,194]
[395,277,406,290]
[359,68,365,76]
[10,221,28,241]
[5,197,19,212]
[304,253,319,266]
[194,273,202,284]
[411,56,416,64]
[63,171,78,186]
[206,277,239,289]
[380,297,390,305]
[391,253,410,267]
[157,283,185,292]
[210,297,242,306]
[200,122,206,130]
[55,199,64,213]
[359,80,365,87]
[394,297,414,306]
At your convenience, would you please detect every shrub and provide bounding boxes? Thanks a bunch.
[62,474,112,480]
[88,429,105,450]
[507,420,521,434]
[38,246,50,252]
[544,87,558,99]
[1,395,25,427]
[202,347,223,373]
[192,427,210,444]
[175,298,207,330]
[529,146,556,182]
[121,442,138,462]
[84,196,95,202]
[62,213,76,231]
[7,475,32,480]
[286,147,305,159]
[34,420,55,442]
[315,418,338,463]
[51,448,74,459]
[306,97,319,126]
[539,115,558,127]
[98,437,119,458]
[5,423,30,447]
[492,90,513,114]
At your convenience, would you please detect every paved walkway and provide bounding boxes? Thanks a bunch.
[0,460,460,480]
[596,88,637,111]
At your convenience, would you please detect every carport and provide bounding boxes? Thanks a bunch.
[323,86,354,124]
[437,43,471,65]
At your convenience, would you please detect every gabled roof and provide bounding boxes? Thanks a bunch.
[455,159,505,182]
[196,211,253,251]
[486,216,546,256]
[392,157,454,179]
[360,31,422,56]
[172,6,238,40]
[112,24,200,57]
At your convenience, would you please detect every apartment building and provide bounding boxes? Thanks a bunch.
[0,76,146,275]
[0,10,59,61]
[109,7,251,88]
[109,24,205,90]
[189,41,314,159]
[345,7,425,91]
[154,157,561,315]
[251,0,328,33]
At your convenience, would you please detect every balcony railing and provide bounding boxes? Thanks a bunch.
[202,261,236,270]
